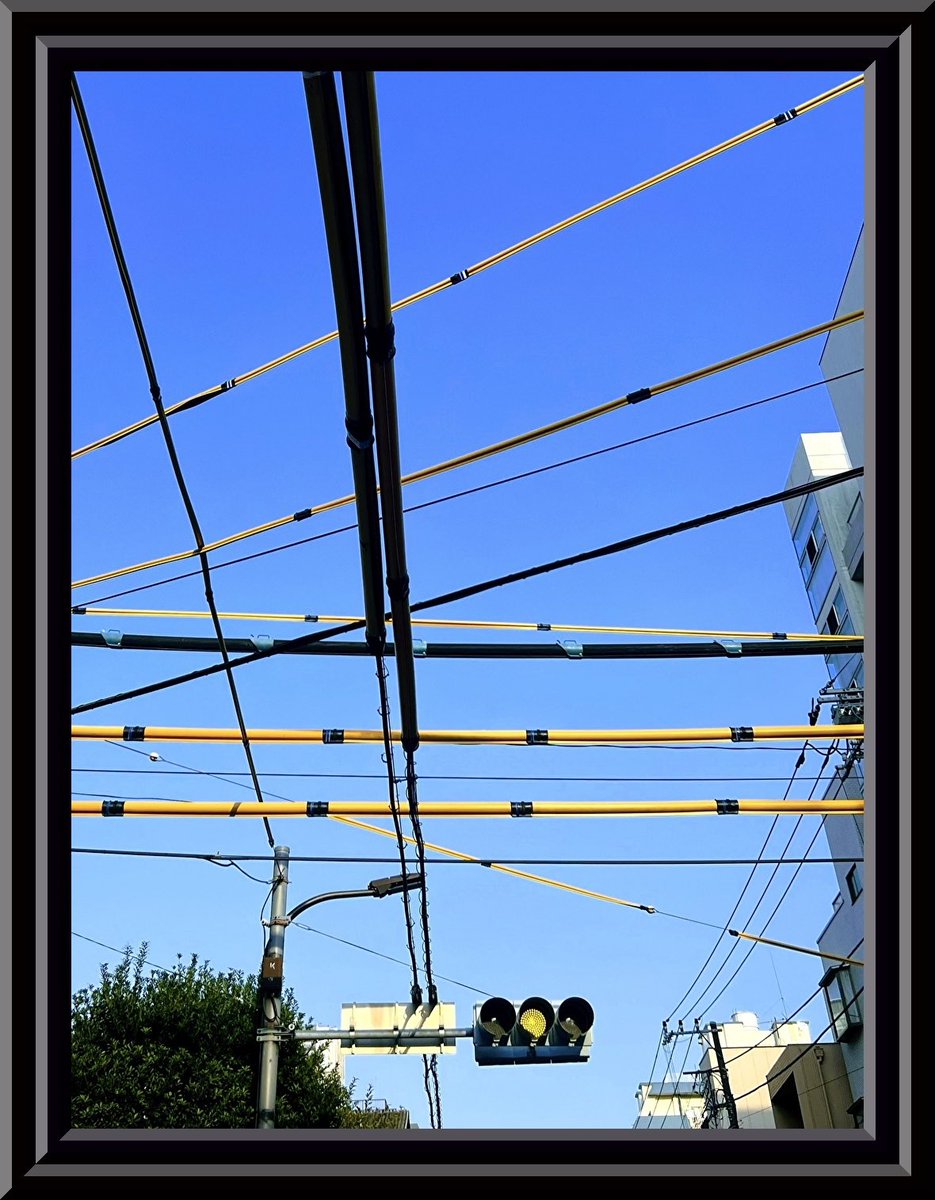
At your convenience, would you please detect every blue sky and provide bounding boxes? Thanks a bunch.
[70,68,864,1129]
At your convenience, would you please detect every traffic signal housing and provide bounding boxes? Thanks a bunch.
[473,996,594,1065]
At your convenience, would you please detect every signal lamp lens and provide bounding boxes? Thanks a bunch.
[517,997,555,1044]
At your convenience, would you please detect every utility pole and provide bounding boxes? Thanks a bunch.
[256,845,290,1129]
[708,1022,740,1129]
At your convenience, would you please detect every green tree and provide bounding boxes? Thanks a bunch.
[71,945,356,1129]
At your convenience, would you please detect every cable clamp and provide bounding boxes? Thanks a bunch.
[72,605,87,615]
[219,379,236,392]
[249,634,274,654]
[412,639,427,657]
[293,508,313,522]
[558,639,583,659]
[102,628,123,648]
[449,269,470,285]
[715,639,742,657]
[625,387,652,404]
[304,614,319,623]
[771,632,788,640]
[306,801,329,817]
[364,320,396,364]
[730,726,754,742]
[715,798,740,815]
[345,416,375,452]
[322,729,345,744]
[101,799,125,817]
[510,801,533,817]
[773,108,798,124]
[526,729,549,745]
[536,622,552,631]
[123,726,145,742]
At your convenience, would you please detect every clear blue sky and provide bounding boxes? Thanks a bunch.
[70,68,864,1129]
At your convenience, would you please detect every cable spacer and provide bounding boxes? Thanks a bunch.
[716,798,740,815]
[102,629,123,648]
[322,729,345,744]
[123,726,145,741]
[303,614,319,623]
[101,799,125,817]
[249,634,274,654]
[773,108,798,124]
[364,320,396,364]
[771,632,788,640]
[558,639,583,659]
[293,508,313,522]
[730,726,754,742]
[412,639,427,657]
[536,622,552,631]
[510,801,533,817]
[525,729,549,745]
[345,416,375,452]
[715,639,742,657]
[306,801,329,817]
[625,387,652,404]
[449,269,470,285]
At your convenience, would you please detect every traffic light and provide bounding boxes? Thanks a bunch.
[473,995,594,1064]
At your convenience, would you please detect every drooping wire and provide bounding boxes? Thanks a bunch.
[693,750,857,1022]
[640,1027,666,1128]
[663,740,814,1022]
[72,931,175,977]
[70,75,274,850]
[70,467,864,715]
[73,370,863,609]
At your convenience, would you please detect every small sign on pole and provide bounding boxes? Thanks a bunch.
[339,1001,458,1055]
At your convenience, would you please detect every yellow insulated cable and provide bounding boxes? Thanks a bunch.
[330,814,656,911]
[71,307,864,591]
[71,723,862,744]
[728,930,864,968]
[71,74,863,462]
[73,606,864,644]
[70,799,863,817]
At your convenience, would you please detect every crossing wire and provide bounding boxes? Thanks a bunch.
[71,368,864,609]
[71,310,863,592]
[692,750,859,1022]
[70,75,274,850]
[71,74,862,462]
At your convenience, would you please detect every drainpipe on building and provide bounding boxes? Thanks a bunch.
[813,1047,835,1128]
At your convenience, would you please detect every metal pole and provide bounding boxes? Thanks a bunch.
[256,845,290,1128]
[708,1022,739,1129]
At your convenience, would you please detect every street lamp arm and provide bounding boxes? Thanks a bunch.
[286,888,374,923]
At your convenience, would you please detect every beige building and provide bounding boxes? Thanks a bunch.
[697,1011,814,1129]
[768,1042,856,1128]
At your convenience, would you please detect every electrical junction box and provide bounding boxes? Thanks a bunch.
[339,1001,458,1055]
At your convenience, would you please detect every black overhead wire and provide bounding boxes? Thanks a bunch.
[73,370,864,610]
[641,1029,666,1128]
[693,750,857,1023]
[69,75,275,851]
[663,739,815,1023]
[70,467,863,715]
[73,849,862,868]
[71,767,844,783]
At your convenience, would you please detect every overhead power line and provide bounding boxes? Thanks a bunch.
[71,723,862,746]
[71,797,863,818]
[71,74,862,462]
[72,848,862,867]
[70,75,275,851]
[71,310,863,592]
[71,632,863,661]
[73,368,864,608]
[69,467,863,714]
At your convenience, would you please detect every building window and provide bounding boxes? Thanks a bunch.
[806,543,837,620]
[846,864,863,902]
[820,964,863,1042]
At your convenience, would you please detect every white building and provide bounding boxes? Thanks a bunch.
[781,227,865,1126]
[633,1075,706,1129]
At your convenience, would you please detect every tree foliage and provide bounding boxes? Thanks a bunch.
[71,945,356,1129]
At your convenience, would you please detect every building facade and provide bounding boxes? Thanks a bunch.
[782,227,865,1125]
